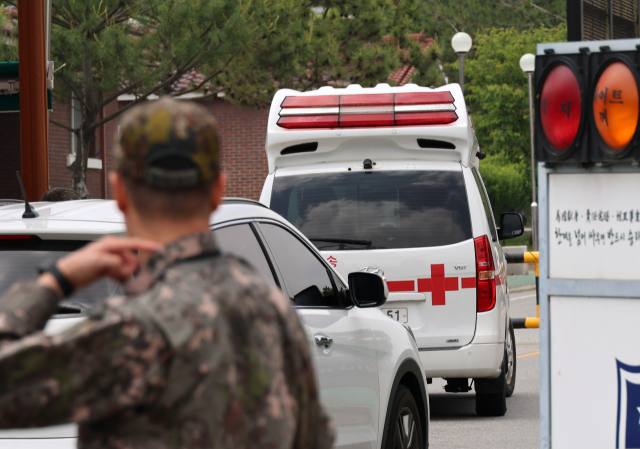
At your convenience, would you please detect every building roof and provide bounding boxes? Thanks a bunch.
[387,31,433,86]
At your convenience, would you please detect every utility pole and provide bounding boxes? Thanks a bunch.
[18,0,49,200]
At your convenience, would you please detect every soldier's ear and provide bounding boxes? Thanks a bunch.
[110,172,129,214]
[210,172,227,213]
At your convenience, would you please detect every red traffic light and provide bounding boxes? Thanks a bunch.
[539,64,582,152]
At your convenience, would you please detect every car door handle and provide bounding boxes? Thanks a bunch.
[314,334,333,347]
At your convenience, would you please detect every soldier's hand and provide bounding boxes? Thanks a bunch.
[39,236,162,295]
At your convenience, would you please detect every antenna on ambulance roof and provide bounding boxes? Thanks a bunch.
[16,171,39,219]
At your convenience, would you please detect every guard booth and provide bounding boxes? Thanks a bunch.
[536,38,640,448]
[0,61,53,112]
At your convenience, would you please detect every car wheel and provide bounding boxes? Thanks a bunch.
[475,357,507,416]
[385,385,424,449]
[505,319,516,398]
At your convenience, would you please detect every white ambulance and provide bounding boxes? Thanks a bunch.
[259,83,525,416]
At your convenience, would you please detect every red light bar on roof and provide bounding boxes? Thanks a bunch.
[281,96,340,108]
[395,92,454,105]
[277,92,457,129]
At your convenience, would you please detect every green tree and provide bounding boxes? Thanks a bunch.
[0,0,299,197]
[1,0,429,197]
[0,5,17,61]
[46,0,308,198]
[478,155,530,219]
[463,25,566,220]
[270,0,432,92]
[413,0,566,86]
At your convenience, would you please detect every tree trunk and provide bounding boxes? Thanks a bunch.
[71,0,96,199]
[70,130,88,199]
[70,123,94,199]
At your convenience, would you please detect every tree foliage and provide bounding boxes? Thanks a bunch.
[463,25,566,220]
[414,0,566,86]
[0,0,429,198]
[478,155,531,220]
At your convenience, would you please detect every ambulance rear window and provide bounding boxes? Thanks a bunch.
[271,171,472,250]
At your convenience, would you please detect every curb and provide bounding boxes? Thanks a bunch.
[509,285,536,293]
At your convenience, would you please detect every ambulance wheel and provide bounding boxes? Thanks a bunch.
[475,358,507,416]
[384,385,424,449]
[505,319,516,398]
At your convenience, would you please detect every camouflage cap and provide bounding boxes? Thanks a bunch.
[115,97,221,190]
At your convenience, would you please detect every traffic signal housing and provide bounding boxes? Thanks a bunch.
[535,49,590,164]
[535,42,640,165]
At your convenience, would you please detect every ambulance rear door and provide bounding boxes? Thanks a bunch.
[269,162,478,349]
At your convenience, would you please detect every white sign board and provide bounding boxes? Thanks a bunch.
[548,173,640,280]
[550,296,640,449]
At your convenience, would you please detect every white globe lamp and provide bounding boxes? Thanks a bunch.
[451,32,472,54]
[451,32,472,91]
[520,53,535,74]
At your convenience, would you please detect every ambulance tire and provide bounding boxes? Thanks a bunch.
[475,357,507,416]
[505,320,516,398]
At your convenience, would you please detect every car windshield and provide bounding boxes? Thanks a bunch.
[0,244,122,313]
[270,170,473,250]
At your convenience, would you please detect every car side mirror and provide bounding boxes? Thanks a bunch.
[347,272,388,308]
[498,212,524,240]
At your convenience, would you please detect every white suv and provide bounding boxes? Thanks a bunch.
[0,198,429,449]
[259,83,524,416]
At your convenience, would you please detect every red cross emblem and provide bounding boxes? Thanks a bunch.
[387,264,476,306]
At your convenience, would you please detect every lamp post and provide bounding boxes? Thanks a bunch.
[520,53,537,251]
[451,32,472,91]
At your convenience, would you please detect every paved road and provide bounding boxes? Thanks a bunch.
[428,289,540,449]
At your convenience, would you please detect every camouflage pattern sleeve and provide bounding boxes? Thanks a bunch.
[0,304,171,429]
[0,281,60,341]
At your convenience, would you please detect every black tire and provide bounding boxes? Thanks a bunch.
[475,358,507,416]
[384,385,425,449]
[505,319,517,398]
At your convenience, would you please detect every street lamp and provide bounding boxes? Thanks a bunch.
[451,32,472,91]
[520,53,538,251]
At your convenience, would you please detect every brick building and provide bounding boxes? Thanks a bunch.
[0,96,270,201]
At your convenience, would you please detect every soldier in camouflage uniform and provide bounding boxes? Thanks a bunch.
[0,98,334,449]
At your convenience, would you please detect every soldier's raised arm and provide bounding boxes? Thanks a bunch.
[0,237,168,428]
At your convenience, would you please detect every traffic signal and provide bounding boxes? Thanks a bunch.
[589,48,640,163]
[535,43,640,165]
[535,49,590,164]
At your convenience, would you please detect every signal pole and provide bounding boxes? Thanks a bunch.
[520,53,538,251]
[18,0,49,200]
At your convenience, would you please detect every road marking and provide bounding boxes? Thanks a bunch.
[510,294,536,301]
[517,351,540,359]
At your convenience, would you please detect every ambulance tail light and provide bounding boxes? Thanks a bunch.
[277,92,458,129]
[474,235,496,312]
[0,234,39,240]
[277,116,339,129]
